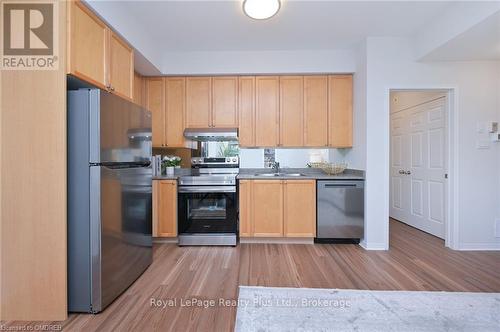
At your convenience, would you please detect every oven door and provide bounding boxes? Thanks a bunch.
[178,186,237,234]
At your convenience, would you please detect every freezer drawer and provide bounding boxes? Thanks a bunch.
[316,180,364,243]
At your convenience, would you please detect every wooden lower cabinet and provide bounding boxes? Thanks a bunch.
[283,180,316,237]
[239,180,253,237]
[239,180,316,238]
[153,180,177,237]
[252,180,284,237]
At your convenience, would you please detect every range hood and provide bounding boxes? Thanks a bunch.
[183,128,238,142]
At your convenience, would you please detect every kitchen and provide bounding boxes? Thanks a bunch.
[2,0,500,331]
[145,74,363,247]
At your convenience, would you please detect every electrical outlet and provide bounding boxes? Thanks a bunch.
[495,219,500,238]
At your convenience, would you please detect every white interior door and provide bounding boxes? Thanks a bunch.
[390,97,447,239]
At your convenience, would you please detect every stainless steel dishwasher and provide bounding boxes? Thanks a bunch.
[316,180,364,243]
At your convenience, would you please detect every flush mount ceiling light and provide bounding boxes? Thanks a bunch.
[243,0,281,20]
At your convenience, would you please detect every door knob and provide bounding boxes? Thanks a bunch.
[405,171,411,175]
[399,170,405,174]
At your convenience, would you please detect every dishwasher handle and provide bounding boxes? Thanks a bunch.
[319,181,364,189]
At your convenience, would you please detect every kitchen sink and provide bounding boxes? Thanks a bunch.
[254,173,305,177]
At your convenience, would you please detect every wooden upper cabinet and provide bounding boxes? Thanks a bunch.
[68,1,134,100]
[108,31,134,100]
[212,77,238,128]
[146,78,165,147]
[154,180,177,237]
[68,1,107,88]
[165,77,190,147]
[255,76,280,147]
[304,76,328,147]
[280,76,304,147]
[238,77,255,147]
[133,72,145,107]
[239,180,252,237]
[283,180,316,237]
[329,75,353,147]
[252,180,283,237]
[186,77,211,128]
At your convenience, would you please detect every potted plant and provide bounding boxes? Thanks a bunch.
[162,156,181,176]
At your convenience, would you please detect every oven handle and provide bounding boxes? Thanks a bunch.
[178,186,236,193]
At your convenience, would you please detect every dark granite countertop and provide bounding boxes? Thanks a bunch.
[153,168,365,181]
[237,168,365,180]
[153,168,191,180]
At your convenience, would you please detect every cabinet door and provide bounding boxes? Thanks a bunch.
[108,31,134,100]
[156,180,177,237]
[284,180,316,237]
[255,77,280,147]
[280,76,304,147]
[329,75,353,147]
[186,77,211,128]
[239,180,252,237]
[68,1,107,88]
[304,76,328,147]
[133,72,144,106]
[146,78,165,147]
[238,77,255,147]
[252,181,283,237]
[165,77,190,148]
[212,77,238,128]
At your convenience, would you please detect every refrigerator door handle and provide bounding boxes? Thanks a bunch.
[91,161,151,169]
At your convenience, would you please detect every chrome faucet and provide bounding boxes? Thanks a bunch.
[271,161,280,174]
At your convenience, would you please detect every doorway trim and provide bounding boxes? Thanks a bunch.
[386,87,458,249]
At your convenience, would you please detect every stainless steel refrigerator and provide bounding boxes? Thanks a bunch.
[67,88,152,313]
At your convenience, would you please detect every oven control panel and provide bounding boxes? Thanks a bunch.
[191,157,239,166]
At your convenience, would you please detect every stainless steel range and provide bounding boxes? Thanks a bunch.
[177,157,239,246]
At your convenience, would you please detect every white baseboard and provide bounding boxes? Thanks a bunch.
[360,240,388,250]
[457,242,500,251]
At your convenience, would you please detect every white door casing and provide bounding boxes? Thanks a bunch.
[390,97,447,239]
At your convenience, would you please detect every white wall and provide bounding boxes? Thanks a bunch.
[361,37,500,250]
[161,50,356,75]
[332,41,367,170]
[239,149,264,168]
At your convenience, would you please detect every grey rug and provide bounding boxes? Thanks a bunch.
[235,286,500,332]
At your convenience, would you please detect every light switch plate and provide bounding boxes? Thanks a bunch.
[476,139,490,149]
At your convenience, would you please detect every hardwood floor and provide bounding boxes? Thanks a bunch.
[3,219,500,331]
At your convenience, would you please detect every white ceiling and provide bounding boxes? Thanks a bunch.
[421,10,500,61]
[95,0,452,52]
[86,1,499,74]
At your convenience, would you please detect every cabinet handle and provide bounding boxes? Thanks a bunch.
[399,170,405,174]
[110,86,115,91]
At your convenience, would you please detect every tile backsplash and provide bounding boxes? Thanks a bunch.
[239,148,331,168]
